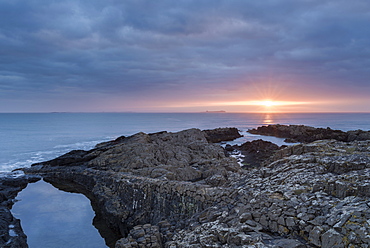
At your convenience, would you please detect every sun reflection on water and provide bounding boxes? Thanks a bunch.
[263,113,274,125]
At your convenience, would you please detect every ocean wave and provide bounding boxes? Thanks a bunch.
[53,139,111,150]
[0,170,25,179]
[0,138,112,173]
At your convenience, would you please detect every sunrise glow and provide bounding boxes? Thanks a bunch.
[1,1,370,113]
[196,99,316,113]
[260,101,275,107]
[212,100,310,107]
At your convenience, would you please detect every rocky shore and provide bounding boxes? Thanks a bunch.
[1,125,370,247]
[249,124,370,143]
[0,174,40,248]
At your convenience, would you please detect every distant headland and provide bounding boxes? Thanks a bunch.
[205,110,226,113]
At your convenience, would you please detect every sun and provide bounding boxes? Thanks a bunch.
[260,100,276,107]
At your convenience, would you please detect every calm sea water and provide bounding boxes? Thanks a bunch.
[12,180,107,248]
[3,112,370,248]
[1,112,370,173]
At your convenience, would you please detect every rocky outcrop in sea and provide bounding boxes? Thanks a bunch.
[1,125,370,247]
[249,124,370,143]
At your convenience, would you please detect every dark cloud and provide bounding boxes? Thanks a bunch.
[0,0,369,111]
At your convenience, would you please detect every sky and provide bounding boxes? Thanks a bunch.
[1,0,370,113]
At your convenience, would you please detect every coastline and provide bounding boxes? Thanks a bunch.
[2,112,370,174]
[2,124,370,247]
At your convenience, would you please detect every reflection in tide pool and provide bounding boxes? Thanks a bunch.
[11,180,107,248]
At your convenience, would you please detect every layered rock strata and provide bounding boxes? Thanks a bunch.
[166,140,370,247]
[7,125,369,247]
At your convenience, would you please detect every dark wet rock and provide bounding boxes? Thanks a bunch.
[203,127,242,143]
[231,139,281,168]
[284,137,299,143]
[0,174,40,248]
[19,127,370,247]
[248,124,370,143]
[347,129,370,141]
[224,144,234,152]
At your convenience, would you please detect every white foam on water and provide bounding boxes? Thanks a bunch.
[1,112,368,173]
[53,138,111,150]
[229,150,245,167]
[9,228,17,237]
[0,138,111,173]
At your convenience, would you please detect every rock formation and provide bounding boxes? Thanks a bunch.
[0,174,40,248]
[1,125,369,247]
[203,127,242,143]
[33,128,240,184]
[249,124,370,143]
[227,139,282,168]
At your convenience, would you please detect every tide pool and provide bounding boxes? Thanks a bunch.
[11,180,108,248]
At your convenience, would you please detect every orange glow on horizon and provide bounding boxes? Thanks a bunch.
[221,100,311,106]
[201,99,315,113]
[158,98,319,113]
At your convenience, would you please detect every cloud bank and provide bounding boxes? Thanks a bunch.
[1,0,370,112]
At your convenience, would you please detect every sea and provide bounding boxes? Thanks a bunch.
[1,112,370,173]
[2,112,370,248]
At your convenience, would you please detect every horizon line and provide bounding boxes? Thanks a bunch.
[1,111,370,114]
